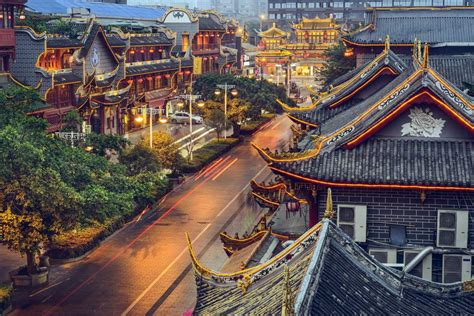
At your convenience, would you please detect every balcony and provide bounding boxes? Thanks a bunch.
[0,29,15,47]
[192,45,220,56]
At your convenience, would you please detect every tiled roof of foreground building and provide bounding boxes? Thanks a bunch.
[345,7,474,45]
[189,220,474,314]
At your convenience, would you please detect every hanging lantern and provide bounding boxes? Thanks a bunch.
[344,48,354,58]
[146,76,153,81]
[130,50,135,54]
[231,88,238,97]
[184,70,191,75]
[137,78,143,83]
[286,199,301,218]
[176,99,185,107]
[165,74,171,78]
[196,99,205,107]
[149,49,155,53]
[127,79,133,85]
[156,75,162,79]
[140,49,145,53]
[214,88,221,96]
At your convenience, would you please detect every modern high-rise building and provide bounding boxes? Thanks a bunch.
[267,0,473,24]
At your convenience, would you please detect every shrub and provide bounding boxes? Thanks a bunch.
[0,284,12,313]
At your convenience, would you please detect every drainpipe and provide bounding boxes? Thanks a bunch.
[403,246,433,273]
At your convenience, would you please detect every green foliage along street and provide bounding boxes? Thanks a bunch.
[317,41,356,86]
[0,87,169,270]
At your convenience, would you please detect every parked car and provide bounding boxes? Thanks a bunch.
[169,111,203,124]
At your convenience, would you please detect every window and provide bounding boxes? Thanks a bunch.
[389,225,406,246]
[337,204,367,242]
[437,210,468,248]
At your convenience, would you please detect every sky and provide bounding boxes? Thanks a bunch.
[127,0,213,9]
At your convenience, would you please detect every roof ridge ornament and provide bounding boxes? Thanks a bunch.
[322,188,334,220]
[384,35,390,52]
[422,42,429,69]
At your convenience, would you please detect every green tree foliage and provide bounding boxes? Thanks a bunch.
[203,108,227,140]
[318,41,356,86]
[120,143,161,175]
[143,131,180,171]
[85,132,130,156]
[0,87,168,273]
[61,110,82,132]
[193,74,295,120]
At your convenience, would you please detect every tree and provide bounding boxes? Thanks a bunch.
[61,110,82,132]
[120,143,161,175]
[0,168,81,274]
[317,41,356,86]
[84,133,130,156]
[203,108,227,140]
[143,131,180,171]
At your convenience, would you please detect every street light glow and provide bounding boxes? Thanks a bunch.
[231,88,238,97]
[159,117,168,124]
[135,116,144,123]
[214,88,221,96]
[177,99,185,107]
[197,100,205,107]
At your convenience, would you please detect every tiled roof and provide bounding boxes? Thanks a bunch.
[47,37,82,48]
[125,59,192,76]
[346,8,474,45]
[199,16,225,31]
[26,0,167,21]
[297,221,474,314]
[107,33,174,47]
[106,35,126,47]
[273,138,473,188]
[54,72,81,84]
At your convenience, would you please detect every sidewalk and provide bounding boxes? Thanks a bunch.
[0,245,23,283]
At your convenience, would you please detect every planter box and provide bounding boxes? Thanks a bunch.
[9,269,48,287]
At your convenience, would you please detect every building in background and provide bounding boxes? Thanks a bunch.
[267,0,473,25]
[0,0,27,73]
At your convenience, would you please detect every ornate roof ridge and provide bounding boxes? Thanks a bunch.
[251,141,323,163]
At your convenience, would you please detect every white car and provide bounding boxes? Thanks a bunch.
[169,111,203,124]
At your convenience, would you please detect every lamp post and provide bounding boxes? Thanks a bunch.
[259,14,266,32]
[215,83,238,139]
[175,92,204,161]
[135,107,166,148]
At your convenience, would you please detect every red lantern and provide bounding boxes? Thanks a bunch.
[185,70,191,75]
[130,50,135,54]
[226,64,231,68]
[286,200,301,218]
[158,49,163,52]
[140,49,145,53]
[149,49,155,53]
[127,79,133,85]
[165,74,171,78]
[146,77,153,81]
[203,57,208,61]
[137,78,143,83]
[156,75,162,79]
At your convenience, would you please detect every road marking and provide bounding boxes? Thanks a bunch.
[121,223,212,316]
[200,156,231,179]
[212,158,238,181]
[178,128,216,150]
[204,156,234,179]
[271,119,283,130]
[41,294,53,304]
[194,157,223,180]
[29,278,70,297]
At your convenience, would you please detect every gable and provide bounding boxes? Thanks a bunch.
[375,102,472,140]
[85,29,117,76]
[345,88,473,148]
[162,9,194,24]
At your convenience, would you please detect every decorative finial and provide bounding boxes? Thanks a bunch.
[322,188,334,220]
[417,40,422,64]
[422,42,429,69]
[384,35,390,52]
[413,38,417,60]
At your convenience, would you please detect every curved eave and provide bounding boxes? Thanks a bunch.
[250,179,286,191]
[277,98,318,113]
[342,37,417,48]
[287,113,319,128]
[252,141,322,163]
[270,166,474,192]
[252,191,280,207]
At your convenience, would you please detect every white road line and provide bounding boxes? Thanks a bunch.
[29,278,70,297]
[121,164,268,315]
[121,223,212,316]
[212,158,238,181]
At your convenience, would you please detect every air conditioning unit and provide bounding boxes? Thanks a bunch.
[369,248,397,264]
[437,210,468,248]
[442,255,472,283]
[404,250,432,281]
[337,204,367,242]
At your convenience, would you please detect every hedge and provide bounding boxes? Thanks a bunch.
[181,138,240,173]
[46,181,172,260]
[0,284,12,314]
[240,114,276,136]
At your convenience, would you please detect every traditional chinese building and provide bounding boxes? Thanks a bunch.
[344,7,474,67]
[0,0,26,73]
[285,16,341,77]
[256,23,292,83]
[189,220,474,314]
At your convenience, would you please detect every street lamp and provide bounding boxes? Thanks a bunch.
[175,93,203,161]
[135,106,165,148]
[259,14,266,32]
[215,83,237,139]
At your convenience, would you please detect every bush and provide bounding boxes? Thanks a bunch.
[46,218,125,259]
[0,284,12,313]
[181,138,240,173]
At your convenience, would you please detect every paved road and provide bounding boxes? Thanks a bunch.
[12,115,292,316]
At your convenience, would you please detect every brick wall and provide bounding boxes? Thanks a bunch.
[316,187,474,248]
